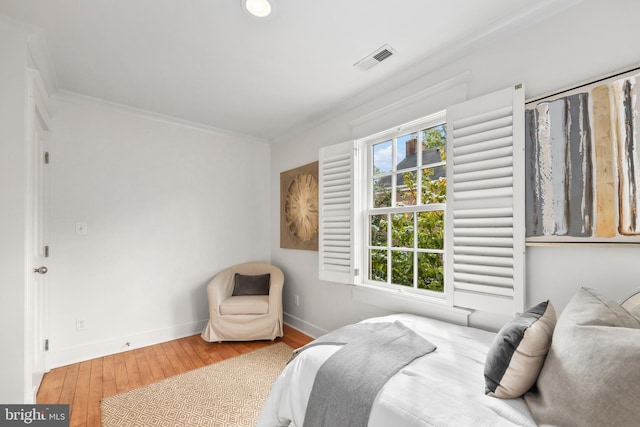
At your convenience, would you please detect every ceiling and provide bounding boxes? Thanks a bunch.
[0,0,577,140]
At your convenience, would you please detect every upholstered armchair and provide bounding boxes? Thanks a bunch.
[201,261,284,342]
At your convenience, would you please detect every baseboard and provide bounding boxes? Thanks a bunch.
[283,313,327,339]
[50,315,319,368]
[48,320,208,369]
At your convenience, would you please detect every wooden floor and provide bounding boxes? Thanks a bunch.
[36,325,313,427]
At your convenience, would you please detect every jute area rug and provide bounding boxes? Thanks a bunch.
[101,342,293,427]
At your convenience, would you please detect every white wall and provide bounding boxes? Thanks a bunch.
[2,0,639,401]
[271,0,640,335]
[47,97,272,367]
[0,20,30,403]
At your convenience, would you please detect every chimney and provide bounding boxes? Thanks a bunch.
[406,138,417,157]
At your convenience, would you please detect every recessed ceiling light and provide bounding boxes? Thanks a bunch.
[241,0,276,19]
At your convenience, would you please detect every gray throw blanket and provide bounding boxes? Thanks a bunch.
[298,321,437,427]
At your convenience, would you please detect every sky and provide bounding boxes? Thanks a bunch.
[373,132,417,173]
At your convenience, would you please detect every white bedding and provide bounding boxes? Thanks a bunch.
[257,313,537,427]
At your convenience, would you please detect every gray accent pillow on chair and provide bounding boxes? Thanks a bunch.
[524,287,640,427]
[232,273,271,296]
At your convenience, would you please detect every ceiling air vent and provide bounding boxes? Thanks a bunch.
[354,44,398,72]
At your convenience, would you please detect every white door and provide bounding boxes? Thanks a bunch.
[27,69,52,402]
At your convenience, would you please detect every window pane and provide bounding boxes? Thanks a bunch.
[421,168,446,204]
[396,132,418,171]
[370,214,388,246]
[417,211,444,249]
[417,252,444,292]
[396,171,417,206]
[422,124,446,152]
[373,177,392,208]
[369,249,387,282]
[391,250,413,287]
[391,213,414,248]
[365,120,447,296]
[373,140,393,174]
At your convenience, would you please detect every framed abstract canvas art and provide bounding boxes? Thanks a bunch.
[526,67,640,243]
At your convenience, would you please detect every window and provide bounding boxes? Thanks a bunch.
[319,85,526,315]
[365,116,447,296]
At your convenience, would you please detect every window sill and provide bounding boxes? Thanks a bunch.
[351,284,471,326]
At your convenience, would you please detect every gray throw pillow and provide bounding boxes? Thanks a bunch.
[524,287,640,427]
[484,300,556,399]
[232,273,271,296]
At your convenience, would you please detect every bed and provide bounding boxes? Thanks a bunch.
[258,287,640,427]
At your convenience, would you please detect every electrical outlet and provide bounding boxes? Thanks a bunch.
[76,319,86,331]
[295,295,300,306]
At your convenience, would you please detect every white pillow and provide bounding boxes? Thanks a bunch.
[525,288,640,427]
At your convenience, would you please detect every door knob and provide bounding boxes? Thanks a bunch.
[34,266,48,274]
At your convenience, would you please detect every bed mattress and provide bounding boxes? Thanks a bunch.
[257,313,537,427]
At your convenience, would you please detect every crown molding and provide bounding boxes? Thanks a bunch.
[0,14,58,95]
[26,30,58,96]
[270,0,583,143]
[52,90,269,144]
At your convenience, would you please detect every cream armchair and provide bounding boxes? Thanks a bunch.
[201,261,284,342]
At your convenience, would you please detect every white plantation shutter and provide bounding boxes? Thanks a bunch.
[445,85,526,315]
[319,141,356,283]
